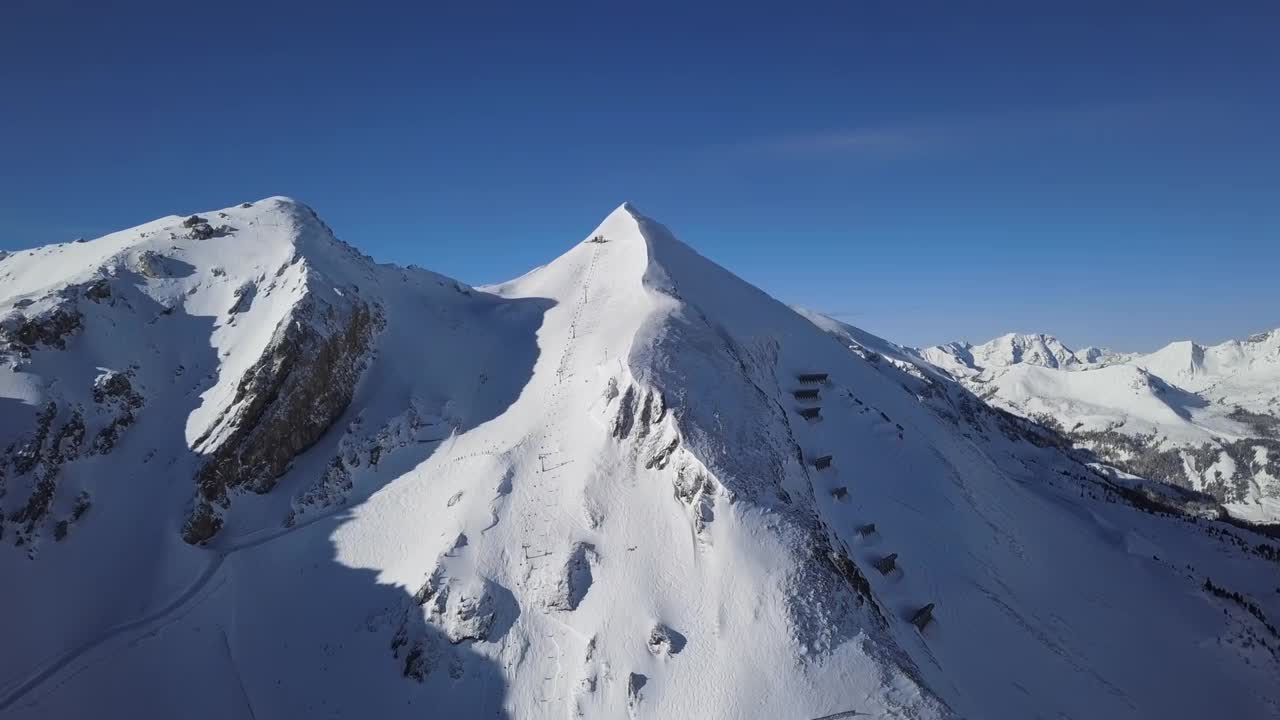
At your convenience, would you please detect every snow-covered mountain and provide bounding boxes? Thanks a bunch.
[923,330,1280,522]
[3,200,1279,719]
[919,333,1133,377]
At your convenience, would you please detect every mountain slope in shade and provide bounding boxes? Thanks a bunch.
[2,201,1279,719]
[923,329,1280,522]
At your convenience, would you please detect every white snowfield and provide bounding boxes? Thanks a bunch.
[2,200,1279,719]
[921,329,1280,522]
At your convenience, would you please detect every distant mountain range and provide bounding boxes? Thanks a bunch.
[920,332,1136,374]
[919,330,1280,522]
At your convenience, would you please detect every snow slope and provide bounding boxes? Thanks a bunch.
[923,329,1280,522]
[2,201,1279,719]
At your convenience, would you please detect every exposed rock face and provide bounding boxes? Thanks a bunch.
[646,623,686,655]
[436,582,498,644]
[134,250,168,278]
[392,563,516,681]
[541,542,597,611]
[182,298,383,544]
[626,672,648,714]
[89,370,144,456]
[92,371,136,404]
[0,302,83,355]
[187,222,234,241]
[0,364,143,547]
[227,281,256,315]
[53,491,91,542]
[911,603,935,630]
[5,403,86,543]
[179,214,234,239]
[83,278,112,302]
[285,402,449,527]
[283,457,352,528]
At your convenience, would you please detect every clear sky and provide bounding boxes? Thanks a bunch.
[3,1,1277,350]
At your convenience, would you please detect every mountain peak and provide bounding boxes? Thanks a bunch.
[968,331,1079,370]
[920,331,1139,375]
[588,202,643,235]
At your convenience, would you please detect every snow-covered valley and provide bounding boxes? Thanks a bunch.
[2,199,1278,719]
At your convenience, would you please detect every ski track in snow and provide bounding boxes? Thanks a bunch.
[0,498,360,712]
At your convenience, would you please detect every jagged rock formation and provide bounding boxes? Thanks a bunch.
[1,301,82,355]
[183,297,383,543]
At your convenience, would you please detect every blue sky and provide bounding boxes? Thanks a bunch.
[3,2,1277,350]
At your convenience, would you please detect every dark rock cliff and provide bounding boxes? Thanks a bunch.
[182,296,384,544]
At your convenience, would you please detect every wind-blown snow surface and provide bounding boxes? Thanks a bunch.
[2,200,1279,719]
[923,330,1280,522]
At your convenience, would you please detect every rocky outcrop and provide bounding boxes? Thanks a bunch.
[626,672,648,714]
[646,623,686,655]
[671,463,715,533]
[83,278,112,303]
[2,366,144,547]
[285,403,450,527]
[92,370,137,405]
[227,281,256,315]
[134,250,169,278]
[393,562,516,681]
[4,403,86,545]
[182,297,383,544]
[0,302,83,357]
[541,542,597,611]
[90,370,144,455]
[179,214,233,241]
[53,491,92,542]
